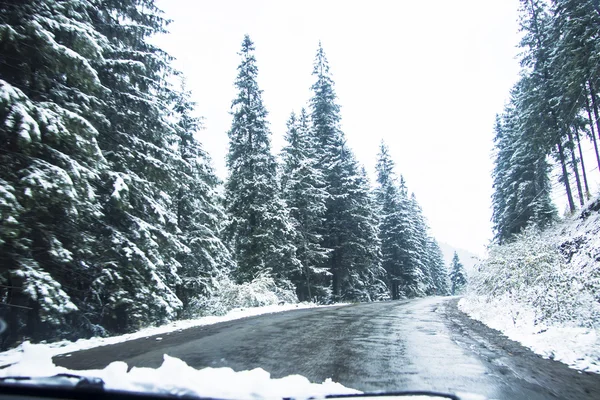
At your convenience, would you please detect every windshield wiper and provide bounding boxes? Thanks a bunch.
[0,373,104,391]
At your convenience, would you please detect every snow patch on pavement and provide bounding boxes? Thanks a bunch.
[0,303,334,368]
[459,297,600,374]
[0,342,360,399]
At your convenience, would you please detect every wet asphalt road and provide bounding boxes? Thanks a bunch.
[54,297,600,399]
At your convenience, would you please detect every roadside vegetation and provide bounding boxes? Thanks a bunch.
[461,196,600,371]
[463,0,600,372]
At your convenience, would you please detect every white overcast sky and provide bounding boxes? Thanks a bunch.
[153,0,523,256]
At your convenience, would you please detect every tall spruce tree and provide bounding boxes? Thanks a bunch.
[280,109,330,301]
[449,252,467,295]
[375,142,406,299]
[396,177,427,298]
[309,43,386,301]
[224,35,300,286]
[425,238,450,296]
[173,84,234,317]
[409,193,433,295]
[492,90,556,243]
[343,165,388,302]
[0,0,235,346]
[0,0,111,345]
[85,0,187,333]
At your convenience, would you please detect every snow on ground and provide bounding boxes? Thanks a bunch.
[459,196,600,374]
[0,342,360,399]
[0,303,332,368]
[458,297,600,373]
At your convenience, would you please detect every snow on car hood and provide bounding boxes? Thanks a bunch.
[0,342,360,399]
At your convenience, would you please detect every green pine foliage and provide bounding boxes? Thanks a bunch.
[449,252,467,295]
[224,35,300,286]
[309,44,389,302]
[374,142,442,299]
[280,110,330,301]
[425,239,450,296]
[172,84,234,318]
[0,0,233,348]
[0,0,112,345]
[492,0,600,242]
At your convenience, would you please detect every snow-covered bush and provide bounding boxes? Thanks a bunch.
[467,223,600,328]
[185,275,299,317]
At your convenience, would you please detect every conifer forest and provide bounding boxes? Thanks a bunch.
[0,1,454,349]
[491,0,600,242]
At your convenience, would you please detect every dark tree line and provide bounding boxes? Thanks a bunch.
[492,0,600,243]
[0,1,449,349]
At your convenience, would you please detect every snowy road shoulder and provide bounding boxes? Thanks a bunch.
[0,342,360,400]
[458,297,600,374]
[0,303,333,368]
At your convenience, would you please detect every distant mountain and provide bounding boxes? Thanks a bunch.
[438,242,481,277]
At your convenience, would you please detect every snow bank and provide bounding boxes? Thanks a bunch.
[460,197,600,373]
[459,297,600,373]
[0,342,360,399]
[0,303,327,368]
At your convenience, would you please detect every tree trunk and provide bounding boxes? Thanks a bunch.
[567,129,584,207]
[557,141,576,213]
[584,92,600,174]
[588,81,600,143]
[574,128,590,197]
[305,266,312,302]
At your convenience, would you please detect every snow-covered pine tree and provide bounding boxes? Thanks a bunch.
[0,0,109,346]
[224,35,300,287]
[347,166,388,302]
[425,238,450,296]
[449,252,467,295]
[0,0,234,345]
[280,110,330,301]
[518,0,576,213]
[396,177,427,298]
[86,0,186,333]
[491,98,556,243]
[172,83,234,317]
[408,193,434,295]
[309,43,387,301]
[375,142,406,299]
[374,143,433,299]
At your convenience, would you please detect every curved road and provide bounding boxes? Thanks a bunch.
[54,297,600,399]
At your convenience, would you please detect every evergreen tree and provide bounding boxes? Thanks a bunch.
[343,165,388,302]
[224,35,300,286]
[519,0,576,213]
[309,43,386,301]
[492,89,556,243]
[408,193,433,295]
[425,238,450,296]
[394,178,427,298]
[449,252,467,295]
[0,0,110,345]
[173,84,234,316]
[374,142,431,298]
[280,109,330,301]
[491,0,600,241]
[86,0,186,333]
[375,142,406,299]
[0,0,234,345]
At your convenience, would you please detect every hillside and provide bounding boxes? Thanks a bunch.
[460,196,600,373]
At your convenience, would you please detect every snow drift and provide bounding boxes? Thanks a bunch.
[460,196,600,373]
